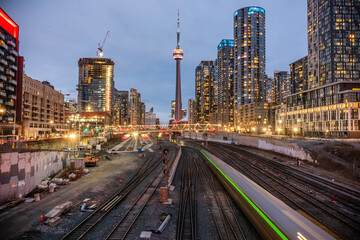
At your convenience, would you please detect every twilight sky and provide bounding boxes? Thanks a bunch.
[2,0,307,123]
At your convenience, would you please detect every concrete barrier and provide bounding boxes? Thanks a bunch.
[168,144,182,187]
[0,151,70,205]
[183,132,314,163]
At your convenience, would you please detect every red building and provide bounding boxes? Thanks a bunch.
[0,8,23,135]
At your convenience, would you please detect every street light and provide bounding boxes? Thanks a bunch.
[69,133,76,159]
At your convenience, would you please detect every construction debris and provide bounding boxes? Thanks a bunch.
[47,216,61,227]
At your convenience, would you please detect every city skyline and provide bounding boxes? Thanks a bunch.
[2,0,307,123]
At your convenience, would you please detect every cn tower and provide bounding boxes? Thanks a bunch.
[173,10,183,121]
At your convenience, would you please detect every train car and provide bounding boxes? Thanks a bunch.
[200,149,335,240]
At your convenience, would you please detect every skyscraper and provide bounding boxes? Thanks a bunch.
[233,7,266,107]
[129,88,141,125]
[113,90,128,125]
[276,0,360,138]
[188,98,195,124]
[290,56,308,94]
[195,61,216,124]
[273,71,290,104]
[217,39,235,127]
[307,0,360,89]
[173,10,184,121]
[77,58,114,114]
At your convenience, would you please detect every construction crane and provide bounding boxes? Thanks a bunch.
[97,30,109,58]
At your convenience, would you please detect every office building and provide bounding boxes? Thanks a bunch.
[290,56,308,94]
[195,61,216,124]
[77,58,114,114]
[0,8,23,135]
[217,39,234,127]
[113,90,128,125]
[22,74,68,138]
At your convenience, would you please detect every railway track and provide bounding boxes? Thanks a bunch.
[61,143,178,240]
[195,149,246,240]
[106,160,165,239]
[61,152,159,240]
[176,149,197,240]
[208,142,360,239]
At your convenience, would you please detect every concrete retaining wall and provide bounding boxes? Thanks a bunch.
[0,151,70,205]
[183,132,314,163]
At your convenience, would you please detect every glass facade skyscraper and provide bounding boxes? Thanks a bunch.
[78,58,114,114]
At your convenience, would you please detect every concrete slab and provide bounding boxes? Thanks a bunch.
[163,199,172,205]
[140,231,152,239]
[47,216,61,227]
[44,208,62,219]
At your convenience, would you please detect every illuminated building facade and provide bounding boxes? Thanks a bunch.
[290,56,308,94]
[237,102,275,133]
[274,71,290,104]
[264,74,274,103]
[77,58,114,115]
[171,100,175,119]
[217,39,234,127]
[195,61,216,124]
[187,98,195,124]
[276,0,360,138]
[22,74,68,138]
[129,88,144,125]
[0,8,23,135]
[307,0,360,89]
[113,89,128,126]
[233,7,265,108]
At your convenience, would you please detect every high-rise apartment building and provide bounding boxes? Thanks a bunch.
[22,74,67,138]
[77,58,114,114]
[233,7,265,108]
[276,0,360,138]
[129,88,145,125]
[307,0,360,89]
[274,71,291,104]
[195,61,216,124]
[188,98,195,124]
[0,8,23,135]
[113,90,128,126]
[264,74,274,103]
[290,56,308,94]
[217,39,234,127]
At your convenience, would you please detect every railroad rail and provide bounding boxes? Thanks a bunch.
[195,148,246,240]
[176,148,197,240]
[208,142,360,239]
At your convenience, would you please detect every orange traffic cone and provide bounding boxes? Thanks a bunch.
[40,214,43,222]
[136,165,138,168]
